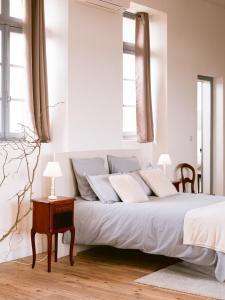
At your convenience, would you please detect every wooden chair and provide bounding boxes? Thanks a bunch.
[176,163,196,193]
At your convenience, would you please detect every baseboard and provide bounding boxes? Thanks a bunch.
[0,232,92,264]
[58,240,93,258]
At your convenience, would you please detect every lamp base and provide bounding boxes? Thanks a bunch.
[48,195,58,200]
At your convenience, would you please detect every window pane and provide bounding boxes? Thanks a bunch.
[123,17,135,44]
[123,54,135,80]
[10,66,25,99]
[9,100,25,133]
[10,0,24,20]
[10,32,25,66]
[123,106,136,133]
[123,80,136,106]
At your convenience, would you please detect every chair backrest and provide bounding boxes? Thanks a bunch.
[176,163,196,193]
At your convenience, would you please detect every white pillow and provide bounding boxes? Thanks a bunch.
[109,174,149,203]
[139,168,177,197]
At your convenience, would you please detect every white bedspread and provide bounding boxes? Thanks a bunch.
[63,193,225,282]
[183,201,225,253]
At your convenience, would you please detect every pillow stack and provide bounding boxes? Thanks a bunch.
[71,155,177,204]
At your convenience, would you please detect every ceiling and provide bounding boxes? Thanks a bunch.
[206,0,225,8]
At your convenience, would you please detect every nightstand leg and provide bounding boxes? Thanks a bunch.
[31,229,36,269]
[47,233,52,272]
[55,233,58,262]
[69,227,75,266]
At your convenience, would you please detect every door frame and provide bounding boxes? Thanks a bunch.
[197,75,213,194]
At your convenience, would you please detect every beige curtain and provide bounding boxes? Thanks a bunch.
[135,12,154,143]
[25,0,50,142]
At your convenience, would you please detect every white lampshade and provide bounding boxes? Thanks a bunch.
[157,154,172,166]
[43,161,63,178]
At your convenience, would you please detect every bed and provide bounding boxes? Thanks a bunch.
[56,149,225,282]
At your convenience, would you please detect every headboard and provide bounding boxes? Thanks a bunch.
[55,148,145,197]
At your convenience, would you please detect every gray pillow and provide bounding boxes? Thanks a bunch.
[71,157,108,201]
[130,172,153,196]
[86,174,120,204]
[107,155,140,174]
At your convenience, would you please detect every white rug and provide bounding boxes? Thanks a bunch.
[135,262,225,300]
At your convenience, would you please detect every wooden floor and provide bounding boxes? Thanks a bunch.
[0,247,212,300]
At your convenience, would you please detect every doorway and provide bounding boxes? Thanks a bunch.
[197,75,213,194]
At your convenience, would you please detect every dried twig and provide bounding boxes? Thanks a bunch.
[0,125,41,242]
[0,101,63,245]
[0,146,8,187]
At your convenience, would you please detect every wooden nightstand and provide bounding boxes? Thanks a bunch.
[31,197,75,272]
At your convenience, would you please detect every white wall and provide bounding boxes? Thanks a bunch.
[1,0,225,263]
[0,0,69,263]
[135,0,225,188]
[213,77,224,194]
[67,1,123,151]
[66,0,167,169]
[45,0,69,153]
[0,146,45,263]
[63,0,225,186]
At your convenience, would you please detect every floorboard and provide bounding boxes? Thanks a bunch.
[0,247,212,300]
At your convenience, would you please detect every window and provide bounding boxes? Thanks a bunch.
[123,13,136,138]
[0,0,26,140]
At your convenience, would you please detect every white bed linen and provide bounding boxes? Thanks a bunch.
[64,193,225,282]
[184,201,225,253]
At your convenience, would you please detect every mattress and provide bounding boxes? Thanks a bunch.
[64,192,225,282]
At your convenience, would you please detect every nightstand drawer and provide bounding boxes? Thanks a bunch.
[53,203,73,214]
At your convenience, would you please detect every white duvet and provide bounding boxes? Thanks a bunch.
[184,201,225,253]
[63,193,225,282]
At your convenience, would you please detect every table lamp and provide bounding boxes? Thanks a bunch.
[43,161,62,200]
[157,154,172,175]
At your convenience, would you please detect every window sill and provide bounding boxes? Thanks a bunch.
[0,134,25,142]
[123,134,137,142]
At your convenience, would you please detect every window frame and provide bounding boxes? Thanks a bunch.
[123,12,137,140]
[0,0,25,140]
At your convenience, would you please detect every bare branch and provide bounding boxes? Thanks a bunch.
[0,125,41,242]
[0,147,8,187]
[0,101,63,245]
